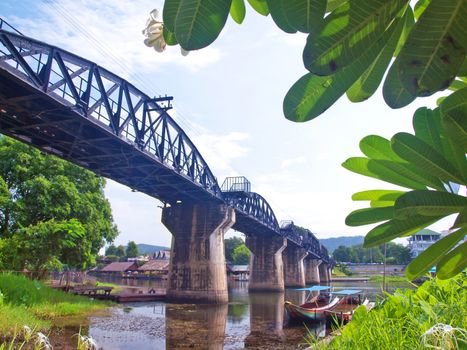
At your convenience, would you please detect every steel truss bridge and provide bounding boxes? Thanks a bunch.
[0,22,329,263]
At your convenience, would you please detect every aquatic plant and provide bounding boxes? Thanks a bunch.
[306,275,467,349]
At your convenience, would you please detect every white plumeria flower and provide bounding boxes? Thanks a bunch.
[142,9,189,56]
[80,335,99,350]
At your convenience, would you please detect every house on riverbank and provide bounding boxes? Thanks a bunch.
[99,261,138,276]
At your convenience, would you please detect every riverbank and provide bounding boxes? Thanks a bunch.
[0,273,109,343]
[307,275,467,349]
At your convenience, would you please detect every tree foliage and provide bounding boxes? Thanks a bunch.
[225,236,245,262]
[156,0,467,280]
[0,136,118,275]
[126,241,139,258]
[333,242,411,265]
[232,243,251,265]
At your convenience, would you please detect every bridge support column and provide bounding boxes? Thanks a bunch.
[304,259,322,285]
[162,203,235,303]
[319,263,330,284]
[283,245,308,288]
[246,235,287,292]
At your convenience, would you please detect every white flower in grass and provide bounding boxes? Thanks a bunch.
[80,335,99,350]
[420,323,467,349]
[35,332,53,349]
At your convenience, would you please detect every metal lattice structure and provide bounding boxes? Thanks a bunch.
[0,28,221,203]
[0,24,330,263]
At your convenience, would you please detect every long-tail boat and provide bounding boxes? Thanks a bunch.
[285,286,340,322]
[325,289,368,322]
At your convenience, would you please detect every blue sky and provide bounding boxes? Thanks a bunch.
[1,0,447,248]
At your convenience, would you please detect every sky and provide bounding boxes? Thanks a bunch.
[0,0,448,248]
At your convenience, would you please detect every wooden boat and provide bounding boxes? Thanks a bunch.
[285,286,340,322]
[325,289,367,322]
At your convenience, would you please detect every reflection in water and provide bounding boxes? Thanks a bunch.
[244,292,285,347]
[165,303,228,350]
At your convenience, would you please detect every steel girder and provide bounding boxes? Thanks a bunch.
[0,29,221,203]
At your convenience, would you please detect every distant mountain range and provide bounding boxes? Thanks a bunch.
[319,236,364,253]
[136,243,170,255]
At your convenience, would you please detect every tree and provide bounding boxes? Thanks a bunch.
[105,244,118,256]
[126,241,139,258]
[0,136,119,275]
[232,244,251,265]
[153,0,467,280]
[115,245,126,258]
[225,236,244,262]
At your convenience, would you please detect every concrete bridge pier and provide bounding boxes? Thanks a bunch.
[319,263,331,283]
[246,235,287,292]
[304,258,322,285]
[162,203,235,303]
[283,245,308,288]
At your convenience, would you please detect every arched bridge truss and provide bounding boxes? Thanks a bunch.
[0,25,330,263]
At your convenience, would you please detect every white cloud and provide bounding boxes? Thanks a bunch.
[281,156,306,169]
[10,0,221,80]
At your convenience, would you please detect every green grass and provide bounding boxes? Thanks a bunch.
[369,275,410,283]
[95,281,122,293]
[0,273,109,336]
[307,274,467,349]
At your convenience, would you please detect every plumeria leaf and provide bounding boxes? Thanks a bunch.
[345,206,394,226]
[325,0,347,13]
[395,0,467,97]
[364,214,444,247]
[230,0,246,24]
[448,79,467,92]
[370,200,396,208]
[163,0,183,32]
[437,241,467,279]
[285,0,326,33]
[395,190,467,219]
[413,0,431,19]
[347,8,409,102]
[451,209,467,229]
[266,0,297,33]
[360,135,403,161]
[246,0,269,15]
[413,107,443,151]
[303,0,408,75]
[352,189,405,202]
[284,17,399,122]
[174,0,232,50]
[383,60,416,108]
[391,132,464,185]
[163,27,178,45]
[406,227,466,280]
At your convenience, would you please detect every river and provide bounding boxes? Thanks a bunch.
[50,278,412,349]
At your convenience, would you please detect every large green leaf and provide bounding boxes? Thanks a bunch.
[174,0,232,50]
[284,17,399,122]
[395,0,467,97]
[163,0,183,32]
[413,107,443,151]
[391,132,464,185]
[382,60,416,108]
[405,227,466,280]
[359,135,403,161]
[303,0,407,75]
[163,27,179,45]
[370,200,395,208]
[246,0,269,15]
[342,157,427,189]
[452,209,467,229]
[230,0,246,24]
[266,0,297,33]
[285,0,326,33]
[326,0,347,13]
[347,8,408,102]
[345,206,394,226]
[352,189,405,202]
[395,190,467,218]
[364,214,443,247]
[413,0,431,19]
[437,241,467,279]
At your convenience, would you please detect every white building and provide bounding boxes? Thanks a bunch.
[407,229,441,258]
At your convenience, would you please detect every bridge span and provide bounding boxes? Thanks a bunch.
[0,22,332,303]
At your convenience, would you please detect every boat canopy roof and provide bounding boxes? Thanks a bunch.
[294,286,331,291]
[333,289,362,295]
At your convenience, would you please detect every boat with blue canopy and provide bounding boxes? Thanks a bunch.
[285,285,339,322]
[325,289,370,322]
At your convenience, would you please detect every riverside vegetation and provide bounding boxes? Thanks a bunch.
[0,273,107,347]
[307,274,467,349]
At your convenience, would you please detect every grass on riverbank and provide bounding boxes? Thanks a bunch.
[0,273,109,336]
[307,274,467,349]
[368,275,411,283]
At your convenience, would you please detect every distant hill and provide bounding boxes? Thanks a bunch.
[136,243,170,255]
[320,236,364,253]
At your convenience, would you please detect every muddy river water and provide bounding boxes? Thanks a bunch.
[50,279,412,349]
